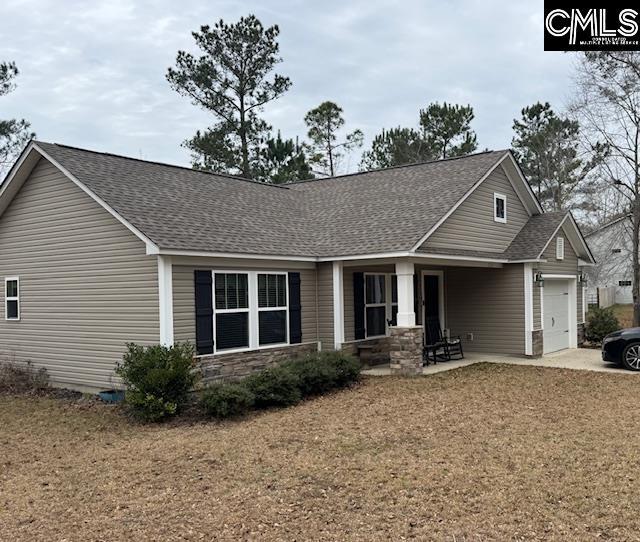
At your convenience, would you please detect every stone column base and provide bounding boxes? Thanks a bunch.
[389,326,424,376]
[530,329,543,358]
[577,323,585,346]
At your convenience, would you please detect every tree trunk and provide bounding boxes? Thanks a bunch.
[633,198,640,326]
[633,142,640,326]
[327,119,334,176]
[239,100,250,179]
[442,138,450,159]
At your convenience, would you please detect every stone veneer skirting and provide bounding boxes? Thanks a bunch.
[531,330,543,357]
[389,326,424,376]
[198,342,318,385]
[341,337,390,365]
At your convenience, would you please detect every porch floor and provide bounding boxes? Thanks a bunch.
[362,348,633,376]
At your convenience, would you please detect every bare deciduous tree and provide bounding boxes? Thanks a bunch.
[571,52,640,325]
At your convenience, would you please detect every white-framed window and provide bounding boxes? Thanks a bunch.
[5,277,19,321]
[364,273,397,338]
[214,272,249,351]
[213,271,289,353]
[257,273,288,346]
[556,237,565,260]
[493,192,507,223]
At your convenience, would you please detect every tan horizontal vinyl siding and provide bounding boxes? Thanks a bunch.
[173,266,197,344]
[446,264,525,354]
[524,229,586,342]
[317,262,334,350]
[172,265,318,346]
[300,269,318,342]
[539,227,579,274]
[0,159,159,391]
[420,165,530,253]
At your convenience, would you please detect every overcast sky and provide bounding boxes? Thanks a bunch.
[1,0,576,172]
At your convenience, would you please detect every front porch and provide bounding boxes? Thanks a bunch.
[328,256,530,375]
[362,351,525,375]
[362,348,626,376]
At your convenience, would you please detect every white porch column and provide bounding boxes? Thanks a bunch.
[158,255,174,347]
[395,261,416,327]
[332,261,345,350]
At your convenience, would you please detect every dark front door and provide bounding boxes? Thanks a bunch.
[423,274,441,346]
[423,275,440,322]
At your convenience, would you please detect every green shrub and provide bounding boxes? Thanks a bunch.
[115,342,198,422]
[283,352,361,396]
[201,383,255,419]
[322,352,361,387]
[197,352,361,419]
[586,307,621,343]
[125,390,178,421]
[244,365,301,408]
[283,356,336,396]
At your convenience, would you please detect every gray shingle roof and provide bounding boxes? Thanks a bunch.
[287,151,509,256]
[33,142,516,258]
[21,143,579,261]
[503,211,567,260]
[36,142,320,257]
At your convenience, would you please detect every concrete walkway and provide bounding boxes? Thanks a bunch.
[362,348,636,376]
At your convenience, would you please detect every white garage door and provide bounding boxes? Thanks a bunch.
[543,280,570,354]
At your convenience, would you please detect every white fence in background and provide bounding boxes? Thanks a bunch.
[597,286,616,309]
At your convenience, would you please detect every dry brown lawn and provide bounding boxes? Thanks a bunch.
[2,364,640,541]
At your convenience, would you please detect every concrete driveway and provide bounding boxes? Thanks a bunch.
[363,348,637,376]
[468,348,634,375]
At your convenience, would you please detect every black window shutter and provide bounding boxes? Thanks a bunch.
[194,270,214,355]
[288,272,302,344]
[354,272,365,340]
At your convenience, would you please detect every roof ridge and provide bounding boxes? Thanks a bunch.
[286,149,508,185]
[584,212,631,236]
[34,141,292,190]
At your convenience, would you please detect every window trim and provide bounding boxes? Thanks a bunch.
[211,270,289,354]
[256,272,289,347]
[364,273,396,339]
[493,192,507,223]
[4,276,20,321]
[556,237,565,260]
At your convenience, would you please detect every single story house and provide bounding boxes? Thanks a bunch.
[0,142,595,392]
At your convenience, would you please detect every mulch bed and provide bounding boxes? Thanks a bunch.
[1,363,639,541]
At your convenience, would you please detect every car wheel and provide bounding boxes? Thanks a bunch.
[622,343,640,371]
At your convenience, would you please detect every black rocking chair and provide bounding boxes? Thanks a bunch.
[423,316,464,365]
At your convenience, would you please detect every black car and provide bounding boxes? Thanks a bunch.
[602,328,640,370]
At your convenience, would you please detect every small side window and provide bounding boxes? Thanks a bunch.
[5,277,19,321]
[556,237,565,260]
[494,193,507,223]
[612,248,622,254]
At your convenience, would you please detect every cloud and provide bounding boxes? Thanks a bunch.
[0,0,576,172]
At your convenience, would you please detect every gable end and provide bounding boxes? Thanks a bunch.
[418,162,533,254]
